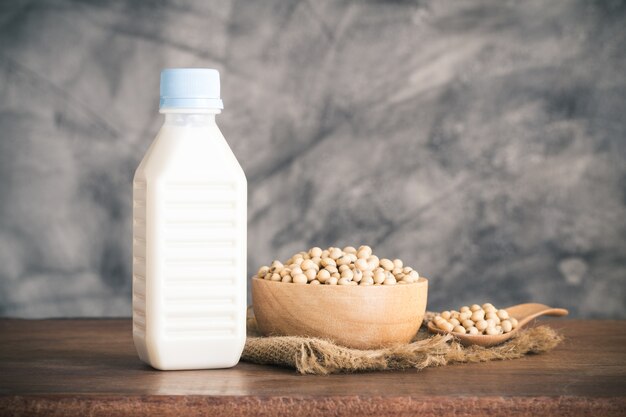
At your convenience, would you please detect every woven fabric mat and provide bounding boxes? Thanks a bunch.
[242,312,563,375]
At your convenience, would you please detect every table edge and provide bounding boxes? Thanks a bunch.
[1,394,625,417]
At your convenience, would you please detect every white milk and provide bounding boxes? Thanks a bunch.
[133,69,247,370]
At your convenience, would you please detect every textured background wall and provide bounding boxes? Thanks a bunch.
[0,0,624,318]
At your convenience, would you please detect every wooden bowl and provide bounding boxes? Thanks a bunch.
[252,277,428,349]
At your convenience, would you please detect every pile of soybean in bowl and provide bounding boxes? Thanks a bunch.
[433,303,519,335]
[253,245,420,286]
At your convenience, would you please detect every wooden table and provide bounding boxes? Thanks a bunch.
[0,319,625,416]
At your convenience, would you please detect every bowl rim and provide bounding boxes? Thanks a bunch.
[251,276,428,289]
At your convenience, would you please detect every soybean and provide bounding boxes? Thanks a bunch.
[254,245,422,287]
[433,303,517,336]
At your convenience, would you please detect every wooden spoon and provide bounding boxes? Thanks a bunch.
[427,303,568,347]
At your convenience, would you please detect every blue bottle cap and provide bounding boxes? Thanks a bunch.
[160,68,224,110]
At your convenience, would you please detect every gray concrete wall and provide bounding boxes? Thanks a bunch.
[0,0,624,318]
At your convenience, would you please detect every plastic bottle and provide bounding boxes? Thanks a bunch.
[132,68,247,370]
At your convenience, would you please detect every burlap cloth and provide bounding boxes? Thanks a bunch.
[242,310,563,375]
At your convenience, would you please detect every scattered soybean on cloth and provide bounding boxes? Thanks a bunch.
[242,311,563,375]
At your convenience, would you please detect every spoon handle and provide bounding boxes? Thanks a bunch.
[506,303,569,327]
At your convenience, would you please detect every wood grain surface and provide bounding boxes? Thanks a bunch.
[1,319,625,416]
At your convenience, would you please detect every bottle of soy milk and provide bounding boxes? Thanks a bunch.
[133,68,247,370]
